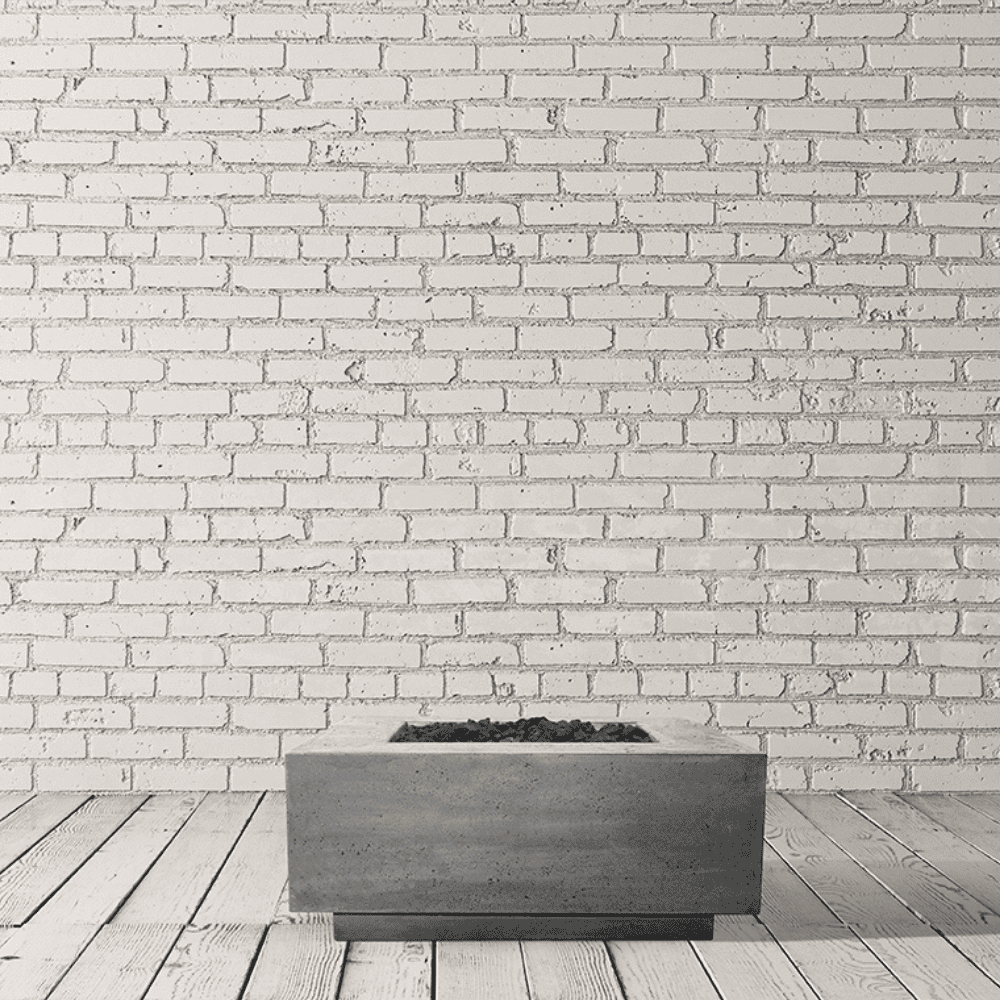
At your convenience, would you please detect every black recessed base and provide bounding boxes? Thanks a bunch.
[332,913,715,941]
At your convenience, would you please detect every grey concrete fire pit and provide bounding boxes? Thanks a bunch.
[285,716,766,940]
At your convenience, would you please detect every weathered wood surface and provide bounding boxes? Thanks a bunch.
[758,843,912,1000]
[845,791,1000,918]
[954,793,1000,826]
[436,941,530,1000]
[607,941,720,1000]
[521,941,626,1000]
[46,923,183,1000]
[903,792,1000,866]
[193,792,288,925]
[694,916,819,1000]
[273,879,336,925]
[0,923,99,1000]
[142,923,267,1000]
[31,794,201,927]
[0,792,998,999]
[789,794,1000,987]
[114,792,260,925]
[242,925,347,1000]
[336,941,432,1000]
[0,793,90,876]
[0,795,144,925]
[770,794,1000,1000]
[0,793,34,825]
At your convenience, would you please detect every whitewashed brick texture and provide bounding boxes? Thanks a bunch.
[1,0,1000,792]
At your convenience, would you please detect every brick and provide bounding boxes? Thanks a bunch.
[716,702,811,729]
[37,764,128,792]
[917,703,1000,729]
[40,14,131,39]
[189,43,284,70]
[616,138,705,164]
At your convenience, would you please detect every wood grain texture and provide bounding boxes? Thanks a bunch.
[114,792,260,924]
[759,842,844,931]
[0,793,89,876]
[436,942,530,1000]
[521,941,626,1000]
[607,941,720,1000]
[845,792,969,854]
[758,844,913,1000]
[787,792,1000,986]
[0,794,33,826]
[694,916,819,1000]
[0,795,144,926]
[769,796,1000,1000]
[336,942,432,1000]
[765,925,913,1000]
[241,925,346,1000]
[904,793,1000,866]
[46,923,183,1000]
[857,925,1000,1000]
[953,795,1000,827]
[142,924,266,1000]
[0,923,99,1000]
[193,792,287,925]
[765,794,922,929]
[845,791,1000,918]
[31,793,201,927]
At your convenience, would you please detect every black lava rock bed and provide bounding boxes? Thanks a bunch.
[389,717,653,743]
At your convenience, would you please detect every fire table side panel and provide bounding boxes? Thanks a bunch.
[287,752,764,916]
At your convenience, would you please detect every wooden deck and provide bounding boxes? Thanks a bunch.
[1,792,1000,999]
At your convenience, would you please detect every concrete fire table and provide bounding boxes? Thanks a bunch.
[286,716,766,941]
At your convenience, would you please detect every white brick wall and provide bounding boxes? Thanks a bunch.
[1,0,1000,792]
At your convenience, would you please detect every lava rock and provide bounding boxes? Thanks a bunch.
[389,717,653,743]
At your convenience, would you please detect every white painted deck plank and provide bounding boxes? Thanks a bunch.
[241,925,347,1000]
[759,844,913,1000]
[694,917,820,1000]
[521,941,626,1000]
[765,924,916,1000]
[790,794,1000,932]
[0,795,144,926]
[142,923,266,1000]
[114,792,260,925]
[436,941,530,1000]
[789,794,1000,988]
[0,794,89,876]
[902,792,1000,867]
[193,792,287,925]
[30,793,201,928]
[0,794,33,826]
[607,941,719,1000]
[953,794,1000,827]
[0,923,99,1000]
[769,794,1000,1000]
[336,942,432,1000]
[858,926,1000,1000]
[844,791,1000,919]
[46,923,183,1000]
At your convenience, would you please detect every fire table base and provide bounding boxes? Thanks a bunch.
[333,913,715,941]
